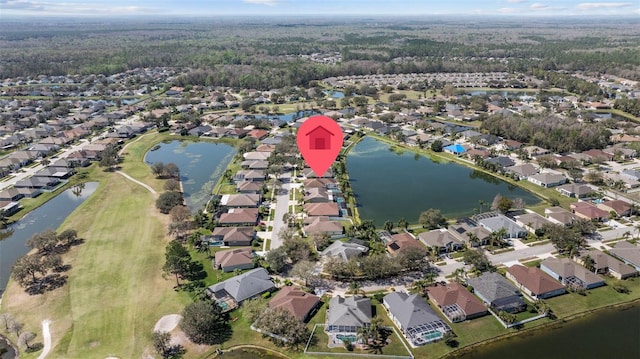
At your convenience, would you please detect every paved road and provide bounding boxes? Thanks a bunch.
[270,171,292,249]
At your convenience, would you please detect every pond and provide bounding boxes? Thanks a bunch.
[0,182,98,293]
[324,90,345,99]
[220,347,288,359]
[466,90,537,99]
[457,303,640,359]
[145,140,236,211]
[252,110,319,123]
[346,137,540,225]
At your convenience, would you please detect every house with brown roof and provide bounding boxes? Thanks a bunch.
[304,187,330,203]
[544,207,577,226]
[236,181,263,194]
[514,212,552,234]
[303,216,343,236]
[447,223,491,247]
[214,247,255,272]
[506,265,566,300]
[385,232,426,256]
[269,287,321,322]
[218,208,259,226]
[418,229,463,252]
[570,202,609,221]
[303,178,337,189]
[304,202,340,217]
[211,227,255,246]
[576,249,637,279]
[426,282,487,323]
[505,163,538,180]
[609,241,640,271]
[248,129,269,140]
[220,194,260,208]
[596,200,632,217]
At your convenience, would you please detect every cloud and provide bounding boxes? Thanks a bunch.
[577,2,633,9]
[2,0,154,14]
[3,0,46,11]
[506,0,527,3]
[530,2,550,10]
[243,0,279,6]
[498,7,518,13]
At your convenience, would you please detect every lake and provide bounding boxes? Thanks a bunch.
[252,110,320,123]
[346,137,540,225]
[145,140,236,211]
[0,182,98,293]
[457,303,640,359]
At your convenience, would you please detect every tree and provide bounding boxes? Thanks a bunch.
[282,234,314,262]
[162,241,193,287]
[397,246,428,271]
[498,310,518,324]
[496,197,513,213]
[12,254,46,287]
[241,297,268,323]
[443,331,458,348]
[57,229,78,247]
[383,220,394,232]
[180,300,231,345]
[397,218,409,230]
[151,162,165,177]
[265,246,288,273]
[462,249,494,273]
[98,144,119,169]
[152,331,172,358]
[584,170,604,184]
[164,179,181,192]
[419,208,447,229]
[156,191,184,214]
[490,194,503,212]
[163,163,180,179]
[310,232,331,251]
[431,139,443,152]
[253,308,310,347]
[26,229,59,255]
[290,260,317,288]
[512,198,526,210]
[582,254,596,272]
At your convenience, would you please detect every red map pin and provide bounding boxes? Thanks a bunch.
[296,115,344,177]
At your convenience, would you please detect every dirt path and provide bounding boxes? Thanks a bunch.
[36,319,51,359]
[115,171,157,195]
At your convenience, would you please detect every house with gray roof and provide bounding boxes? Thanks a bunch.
[383,292,451,347]
[466,272,526,313]
[504,163,538,180]
[609,241,640,271]
[477,214,527,238]
[321,240,368,260]
[206,268,274,312]
[418,229,463,252]
[577,248,637,279]
[514,212,552,233]
[556,183,595,199]
[540,257,605,290]
[527,173,567,188]
[325,296,372,340]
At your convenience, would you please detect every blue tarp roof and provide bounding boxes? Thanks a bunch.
[444,144,466,154]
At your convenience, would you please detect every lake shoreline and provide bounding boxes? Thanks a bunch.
[442,298,640,359]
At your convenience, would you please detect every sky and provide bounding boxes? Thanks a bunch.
[1,0,639,17]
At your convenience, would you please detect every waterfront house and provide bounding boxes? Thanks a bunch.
[596,200,632,217]
[269,287,321,322]
[443,144,466,155]
[570,202,609,222]
[608,241,640,271]
[304,202,340,217]
[218,208,259,226]
[303,216,343,236]
[466,272,526,313]
[426,282,487,323]
[506,265,566,300]
[320,240,368,260]
[206,268,274,312]
[383,292,451,347]
[418,229,464,252]
[540,257,605,290]
[386,232,427,256]
[214,247,255,272]
[476,214,527,238]
[556,183,595,199]
[544,207,577,226]
[220,194,260,208]
[514,212,553,234]
[527,173,567,188]
[576,249,637,279]
[211,227,255,246]
[504,163,538,180]
[447,223,491,247]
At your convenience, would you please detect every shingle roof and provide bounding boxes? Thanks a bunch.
[507,265,565,296]
[214,247,254,270]
[609,241,640,269]
[327,296,372,328]
[467,272,522,304]
[383,292,447,330]
[541,257,604,286]
[321,241,368,260]
[426,282,487,317]
[269,287,321,321]
[581,249,637,277]
[208,268,274,303]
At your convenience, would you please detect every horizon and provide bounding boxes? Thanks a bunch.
[1,0,639,18]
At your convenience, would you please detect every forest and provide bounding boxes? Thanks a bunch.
[1,17,639,89]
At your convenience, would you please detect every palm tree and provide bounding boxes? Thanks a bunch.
[397,218,409,231]
[349,281,362,295]
[466,233,480,248]
[383,220,394,232]
[452,268,466,283]
[582,254,596,272]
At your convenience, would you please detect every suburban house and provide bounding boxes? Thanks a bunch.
[466,272,527,313]
[443,144,466,155]
[383,292,451,347]
[302,167,333,178]
[0,201,21,216]
[268,287,321,322]
[243,151,271,161]
[211,227,255,246]
[304,187,331,203]
[506,265,566,300]
[608,241,640,271]
[596,200,633,217]
[206,268,275,312]
[304,178,338,189]
[418,229,464,252]
[514,212,553,234]
[237,181,263,194]
[476,214,527,238]
[545,207,577,226]
[218,208,259,226]
[214,247,255,272]
[570,202,609,222]
[220,194,260,208]
[233,170,265,183]
[303,216,343,236]
[304,202,340,217]
[385,232,427,256]
[426,282,487,323]
[527,173,567,188]
[0,187,24,202]
[504,163,538,180]
[320,240,368,260]
[576,249,637,279]
[540,257,605,290]
[325,296,372,342]
[556,183,595,199]
[447,223,491,247]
